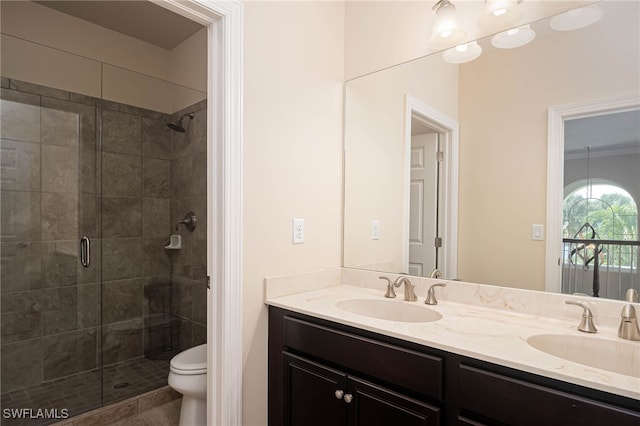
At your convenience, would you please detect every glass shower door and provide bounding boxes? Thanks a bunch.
[0,74,103,420]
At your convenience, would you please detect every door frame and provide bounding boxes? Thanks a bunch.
[157,1,243,424]
[403,95,459,279]
[545,93,639,293]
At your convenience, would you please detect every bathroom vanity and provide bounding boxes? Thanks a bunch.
[265,270,640,426]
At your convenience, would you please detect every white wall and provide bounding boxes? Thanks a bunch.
[242,1,345,424]
[0,1,205,113]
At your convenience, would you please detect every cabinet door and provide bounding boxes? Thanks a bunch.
[283,352,348,426]
[458,364,640,426]
[348,376,441,426]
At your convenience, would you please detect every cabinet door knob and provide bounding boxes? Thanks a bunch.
[343,393,353,404]
[334,390,344,400]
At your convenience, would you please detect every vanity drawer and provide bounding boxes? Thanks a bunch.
[458,364,640,426]
[283,315,443,400]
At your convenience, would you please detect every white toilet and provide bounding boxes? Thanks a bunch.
[168,344,207,426]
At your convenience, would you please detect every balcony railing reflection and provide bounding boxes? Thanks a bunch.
[562,238,639,300]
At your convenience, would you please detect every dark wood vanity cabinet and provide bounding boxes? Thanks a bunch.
[269,307,640,426]
[284,352,439,426]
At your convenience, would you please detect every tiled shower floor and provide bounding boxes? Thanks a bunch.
[0,357,170,426]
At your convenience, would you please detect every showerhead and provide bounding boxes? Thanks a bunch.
[167,112,194,133]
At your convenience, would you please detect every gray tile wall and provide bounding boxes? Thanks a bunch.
[1,79,207,402]
[169,100,208,349]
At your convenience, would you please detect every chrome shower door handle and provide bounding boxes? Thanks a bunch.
[80,236,91,268]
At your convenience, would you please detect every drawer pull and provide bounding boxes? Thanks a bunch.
[335,390,344,400]
[344,394,353,404]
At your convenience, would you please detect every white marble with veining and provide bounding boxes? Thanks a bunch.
[264,268,640,400]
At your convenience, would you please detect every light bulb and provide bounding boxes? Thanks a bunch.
[479,0,523,29]
[443,41,482,64]
[430,0,467,47]
[491,24,536,49]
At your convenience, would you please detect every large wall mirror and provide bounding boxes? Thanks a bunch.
[343,0,640,300]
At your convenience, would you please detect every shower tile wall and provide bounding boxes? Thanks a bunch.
[169,101,208,349]
[99,99,174,370]
[0,78,207,418]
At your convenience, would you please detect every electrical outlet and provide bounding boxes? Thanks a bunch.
[293,218,305,244]
[371,220,380,240]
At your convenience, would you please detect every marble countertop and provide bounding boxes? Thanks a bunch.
[266,283,640,401]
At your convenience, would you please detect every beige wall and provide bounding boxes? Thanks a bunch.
[457,1,640,290]
[343,57,458,272]
[242,1,345,424]
[0,1,205,113]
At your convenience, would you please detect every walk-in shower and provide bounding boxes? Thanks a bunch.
[0,7,207,423]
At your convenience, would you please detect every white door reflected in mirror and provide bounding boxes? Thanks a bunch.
[408,132,439,277]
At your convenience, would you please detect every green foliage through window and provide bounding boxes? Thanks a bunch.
[563,184,638,268]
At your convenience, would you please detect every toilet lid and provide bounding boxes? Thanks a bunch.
[170,344,207,371]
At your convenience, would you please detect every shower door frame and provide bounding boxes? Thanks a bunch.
[157,1,243,425]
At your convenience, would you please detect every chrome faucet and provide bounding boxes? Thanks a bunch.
[425,283,446,305]
[565,300,597,333]
[394,276,417,301]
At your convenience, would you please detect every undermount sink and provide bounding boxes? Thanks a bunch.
[335,298,442,323]
[527,333,640,377]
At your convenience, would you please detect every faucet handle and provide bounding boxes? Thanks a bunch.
[380,276,395,298]
[565,300,597,333]
[619,304,640,341]
[625,289,639,303]
[621,304,637,320]
[425,283,447,305]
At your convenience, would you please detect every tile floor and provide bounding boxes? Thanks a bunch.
[1,357,170,426]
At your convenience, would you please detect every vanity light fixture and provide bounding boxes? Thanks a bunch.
[491,24,536,49]
[443,41,483,64]
[550,4,603,31]
[430,0,467,47]
[478,0,524,29]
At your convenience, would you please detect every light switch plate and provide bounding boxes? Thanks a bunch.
[532,224,544,241]
[371,220,380,240]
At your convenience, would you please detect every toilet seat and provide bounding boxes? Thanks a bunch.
[170,344,207,375]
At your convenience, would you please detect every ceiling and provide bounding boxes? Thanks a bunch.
[35,0,204,50]
[565,109,640,155]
